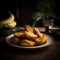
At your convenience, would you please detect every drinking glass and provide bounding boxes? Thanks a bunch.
[31,12,44,27]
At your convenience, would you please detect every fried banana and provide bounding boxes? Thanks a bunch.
[24,25,33,32]
[35,35,48,45]
[20,39,35,47]
[35,37,44,45]
[11,37,20,44]
[43,34,48,42]
[34,28,43,38]
[24,31,38,40]
[14,32,24,37]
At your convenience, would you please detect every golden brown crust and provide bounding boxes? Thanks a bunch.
[35,34,48,45]
[11,37,20,44]
[43,34,48,42]
[20,39,35,47]
[24,31,38,40]
[24,25,33,32]
[34,28,43,38]
[14,32,24,38]
[35,38,43,45]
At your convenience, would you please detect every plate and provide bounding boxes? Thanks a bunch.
[5,34,54,49]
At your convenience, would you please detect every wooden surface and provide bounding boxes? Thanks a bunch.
[0,35,60,60]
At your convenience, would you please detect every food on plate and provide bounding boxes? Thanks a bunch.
[11,37,20,44]
[10,25,48,47]
[24,25,33,32]
[35,35,47,45]
[24,31,38,40]
[34,28,43,38]
[35,37,44,45]
[20,39,35,47]
[43,34,48,42]
[14,32,24,38]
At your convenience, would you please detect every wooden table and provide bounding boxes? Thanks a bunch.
[0,36,60,60]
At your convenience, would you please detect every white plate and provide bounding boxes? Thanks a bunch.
[5,34,54,49]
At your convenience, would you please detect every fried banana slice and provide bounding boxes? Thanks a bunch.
[24,31,38,40]
[14,32,24,37]
[35,35,48,45]
[11,37,20,44]
[20,39,35,47]
[34,28,43,38]
[24,25,33,32]
[43,34,48,42]
[35,37,44,45]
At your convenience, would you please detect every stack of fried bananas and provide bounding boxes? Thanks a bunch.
[11,25,48,47]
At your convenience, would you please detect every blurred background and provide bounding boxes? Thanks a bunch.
[0,0,60,27]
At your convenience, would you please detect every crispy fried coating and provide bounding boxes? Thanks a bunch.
[35,34,48,45]
[34,28,43,38]
[24,31,38,40]
[14,32,24,37]
[35,37,44,45]
[43,34,48,42]
[11,37,20,44]
[24,25,33,32]
[11,25,48,47]
[20,39,35,47]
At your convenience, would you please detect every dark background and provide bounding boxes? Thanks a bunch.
[0,0,60,27]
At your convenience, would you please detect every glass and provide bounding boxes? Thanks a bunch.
[42,17,54,27]
[42,17,54,33]
[31,12,44,27]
